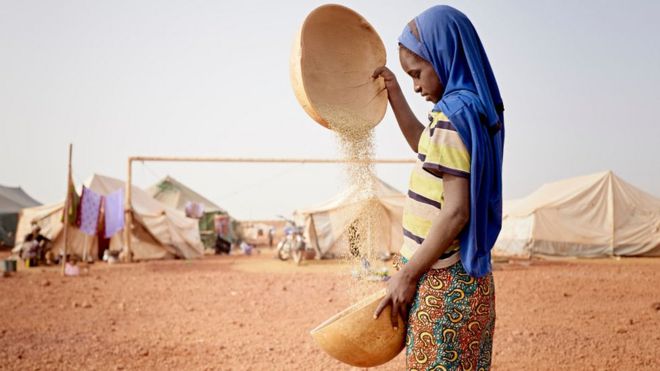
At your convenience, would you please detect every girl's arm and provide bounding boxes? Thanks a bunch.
[374,174,470,328]
[373,67,425,152]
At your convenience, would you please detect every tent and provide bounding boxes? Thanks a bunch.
[494,171,660,258]
[147,175,235,247]
[14,174,204,261]
[239,219,287,246]
[241,222,277,246]
[147,176,225,213]
[0,185,41,246]
[294,177,405,259]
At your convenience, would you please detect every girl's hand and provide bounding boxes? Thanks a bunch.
[373,268,418,329]
[372,66,400,93]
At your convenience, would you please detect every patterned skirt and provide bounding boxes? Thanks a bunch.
[398,256,495,371]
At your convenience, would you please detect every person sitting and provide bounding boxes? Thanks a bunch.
[22,224,49,266]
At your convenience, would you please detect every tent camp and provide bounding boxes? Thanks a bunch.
[494,171,660,258]
[0,185,40,246]
[14,174,204,261]
[294,177,405,259]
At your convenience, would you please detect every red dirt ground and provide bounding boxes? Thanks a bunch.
[1,252,659,370]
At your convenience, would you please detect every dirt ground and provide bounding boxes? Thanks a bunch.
[1,250,659,370]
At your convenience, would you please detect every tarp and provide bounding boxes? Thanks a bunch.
[494,171,660,258]
[294,177,405,259]
[13,174,204,261]
[0,185,40,246]
[147,176,224,213]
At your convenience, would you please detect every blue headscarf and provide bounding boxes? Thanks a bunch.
[399,5,504,277]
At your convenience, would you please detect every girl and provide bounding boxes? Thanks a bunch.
[372,5,504,370]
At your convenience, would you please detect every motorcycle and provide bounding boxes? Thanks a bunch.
[275,220,307,265]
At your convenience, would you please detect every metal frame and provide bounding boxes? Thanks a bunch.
[122,156,415,261]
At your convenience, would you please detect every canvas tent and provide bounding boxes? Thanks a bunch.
[147,175,235,247]
[0,185,40,246]
[14,174,204,261]
[494,171,660,258]
[147,176,225,214]
[295,177,405,259]
[240,220,286,246]
[241,222,276,245]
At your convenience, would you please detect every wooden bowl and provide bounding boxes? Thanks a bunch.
[290,4,388,131]
[310,288,405,367]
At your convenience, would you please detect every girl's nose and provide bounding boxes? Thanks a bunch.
[414,85,422,93]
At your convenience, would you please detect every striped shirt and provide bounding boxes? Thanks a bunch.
[400,111,471,264]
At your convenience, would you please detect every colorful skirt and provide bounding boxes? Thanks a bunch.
[399,256,495,371]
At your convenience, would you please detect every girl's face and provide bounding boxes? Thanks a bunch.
[399,47,444,103]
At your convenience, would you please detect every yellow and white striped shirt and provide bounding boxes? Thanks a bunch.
[400,111,471,265]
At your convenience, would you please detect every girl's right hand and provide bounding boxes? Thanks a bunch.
[372,66,400,93]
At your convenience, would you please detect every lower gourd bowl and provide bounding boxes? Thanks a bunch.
[310,288,405,367]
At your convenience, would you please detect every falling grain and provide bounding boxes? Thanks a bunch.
[318,104,384,302]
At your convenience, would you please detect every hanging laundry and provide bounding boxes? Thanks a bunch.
[97,199,110,260]
[104,188,125,238]
[79,186,102,236]
[185,201,205,219]
[75,182,86,227]
[60,175,80,226]
[214,214,230,237]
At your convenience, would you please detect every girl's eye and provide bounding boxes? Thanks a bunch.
[408,71,419,79]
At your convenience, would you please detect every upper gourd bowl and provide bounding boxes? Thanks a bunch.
[290,4,388,131]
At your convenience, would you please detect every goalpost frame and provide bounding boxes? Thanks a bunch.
[122,156,415,262]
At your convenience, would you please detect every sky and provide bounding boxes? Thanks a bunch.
[1,0,659,219]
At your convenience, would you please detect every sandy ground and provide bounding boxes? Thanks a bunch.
[1,250,659,370]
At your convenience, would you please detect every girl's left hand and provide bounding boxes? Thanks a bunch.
[372,66,400,93]
[373,268,418,329]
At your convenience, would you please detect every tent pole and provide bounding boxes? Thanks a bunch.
[123,158,133,262]
[82,234,87,262]
[608,171,615,257]
[61,144,72,276]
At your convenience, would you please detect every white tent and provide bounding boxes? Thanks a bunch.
[494,171,660,258]
[241,222,274,245]
[14,174,204,261]
[295,177,405,259]
[147,175,225,213]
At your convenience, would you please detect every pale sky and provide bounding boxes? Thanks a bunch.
[1,0,659,219]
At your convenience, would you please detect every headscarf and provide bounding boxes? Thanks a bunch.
[398,5,504,277]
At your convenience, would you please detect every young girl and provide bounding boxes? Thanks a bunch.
[373,6,504,370]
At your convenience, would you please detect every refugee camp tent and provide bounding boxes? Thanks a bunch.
[147,175,235,247]
[241,222,275,246]
[494,171,660,258]
[147,176,224,213]
[14,174,204,261]
[240,219,286,246]
[295,177,405,259]
[0,185,40,246]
